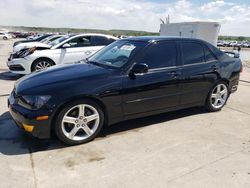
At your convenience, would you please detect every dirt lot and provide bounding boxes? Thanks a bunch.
[1,39,250,188]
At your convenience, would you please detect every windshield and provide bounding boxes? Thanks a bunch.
[44,36,64,44]
[40,36,53,43]
[50,36,70,47]
[88,40,147,68]
[35,35,51,41]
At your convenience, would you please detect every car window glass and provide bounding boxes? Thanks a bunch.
[204,46,217,62]
[67,36,91,48]
[88,40,146,68]
[92,36,115,46]
[139,42,177,69]
[50,36,70,47]
[182,42,205,65]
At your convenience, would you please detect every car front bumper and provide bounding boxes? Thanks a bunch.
[8,96,52,139]
[7,56,31,75]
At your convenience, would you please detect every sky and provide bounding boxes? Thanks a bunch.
[0,0,250,36]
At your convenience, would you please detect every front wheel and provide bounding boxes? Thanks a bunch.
[31,59,54,72]
[55,100,104,145]
[205,82,229,112]
[3,36,8,40]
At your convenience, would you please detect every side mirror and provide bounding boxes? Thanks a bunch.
[131,63,148,74]
[62,43,71,48]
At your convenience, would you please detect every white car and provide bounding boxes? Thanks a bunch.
[26,35,41,40]
[7,34,118,74]
[13,35,65,52]
[0,32,12,40]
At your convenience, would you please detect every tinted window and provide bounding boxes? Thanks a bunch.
[67,36,91,48]
[92,36,115,46]
[204,46,217,62]
[182,42,205,65]
[139,42,177,69]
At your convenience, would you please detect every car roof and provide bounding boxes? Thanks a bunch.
[121,36,206,43]
[70,33,118,39]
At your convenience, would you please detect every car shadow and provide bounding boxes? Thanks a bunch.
[0,112,64,156]
[99,107,207,137]
[0,71,22,81]
[0,107,207,156]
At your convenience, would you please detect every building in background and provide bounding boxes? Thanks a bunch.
[160,21,221,46]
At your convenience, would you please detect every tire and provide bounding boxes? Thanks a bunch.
[55,99,104,145]
[31,58,54,72]
[205,81,229,112]
[3,36,8,40]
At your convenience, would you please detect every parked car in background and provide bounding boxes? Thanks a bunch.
[217,40,225,47]
[0,32,12,40]
[7,33,118,74]
[13,34,53,47]
[10,32,33,39]
[26,35,41,40]
[217,40,250,48]
[13,35,65,52]
[8,37,242,145]
[242,42,250,48]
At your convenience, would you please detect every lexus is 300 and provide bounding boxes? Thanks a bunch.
[8,37,242,145]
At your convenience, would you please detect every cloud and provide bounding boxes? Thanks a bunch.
[0,0,249,36]
[200,1,234,13]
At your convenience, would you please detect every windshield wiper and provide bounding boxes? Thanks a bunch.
[86,59,114,69]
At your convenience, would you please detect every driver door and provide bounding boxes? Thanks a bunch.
[122,41,182,116]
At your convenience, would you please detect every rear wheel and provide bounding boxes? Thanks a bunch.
[205,82,229,112]
[31,59,54,72]
[55,99,104,145]
[3,36,7,40]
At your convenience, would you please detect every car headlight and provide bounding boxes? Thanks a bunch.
[18,95,51,110]
[18,47,36,58]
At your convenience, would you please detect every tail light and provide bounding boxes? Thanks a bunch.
[240,65,243,73]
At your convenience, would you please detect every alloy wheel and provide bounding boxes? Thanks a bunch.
[35,61,52,71]
[210,83,228,109]
[61,104,100,141]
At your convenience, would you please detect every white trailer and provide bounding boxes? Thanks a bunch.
[160,22,221,46]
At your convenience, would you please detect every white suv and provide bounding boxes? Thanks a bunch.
[0,32,12,40]
[7,33,118,74]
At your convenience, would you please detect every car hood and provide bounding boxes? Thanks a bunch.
[13,42,51,52]
[15,63,115,95]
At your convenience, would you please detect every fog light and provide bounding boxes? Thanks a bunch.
[22,124,34,132]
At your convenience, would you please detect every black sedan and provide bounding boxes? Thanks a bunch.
[8,37,242,145]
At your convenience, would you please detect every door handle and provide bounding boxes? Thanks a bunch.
[211,65,218,71]
[168,71,181,78]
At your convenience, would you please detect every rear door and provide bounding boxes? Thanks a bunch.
[179,41,219,105]
[123,41,182,116]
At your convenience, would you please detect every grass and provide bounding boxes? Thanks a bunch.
[2,26,159,36]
